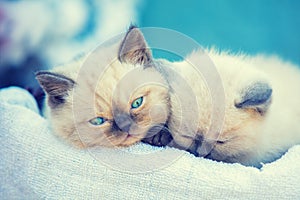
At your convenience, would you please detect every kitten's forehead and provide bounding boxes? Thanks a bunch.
[101,62,167,108]
[113,66,167,95]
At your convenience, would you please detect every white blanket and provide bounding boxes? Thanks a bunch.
[0,87,299,199]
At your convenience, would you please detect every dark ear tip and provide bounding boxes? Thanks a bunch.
[35,71,48,83]
[128,24,138,31]
[35,70,52,78]
[35,70,44,76]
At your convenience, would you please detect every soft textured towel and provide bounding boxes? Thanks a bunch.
[0,87,299,199]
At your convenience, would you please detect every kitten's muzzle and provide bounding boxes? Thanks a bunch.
[113,114,132,133]
[196,138,218,158]
[185,134,218,158]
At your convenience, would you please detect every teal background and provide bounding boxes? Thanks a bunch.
[140,0,300,64]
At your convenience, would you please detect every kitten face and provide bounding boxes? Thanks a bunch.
[199,80,273,165]
[36,26,169,148]
[72,63,169,148]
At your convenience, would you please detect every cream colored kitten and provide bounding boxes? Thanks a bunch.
[36,26,170,148]
[166,49,300,167]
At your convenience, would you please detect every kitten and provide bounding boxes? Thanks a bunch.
[36,26,170,148]
[164,49,300,167]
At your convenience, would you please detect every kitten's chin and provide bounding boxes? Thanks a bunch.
[114,126,151,147]
[117,134,144,147]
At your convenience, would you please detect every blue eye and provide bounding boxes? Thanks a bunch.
[131,97,143,109]
[89,117,106,126]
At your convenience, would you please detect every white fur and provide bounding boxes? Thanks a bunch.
[166,49,300,166]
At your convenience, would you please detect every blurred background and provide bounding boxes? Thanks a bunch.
[0,0,299,95]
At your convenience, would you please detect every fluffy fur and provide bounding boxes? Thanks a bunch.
[36,27,169,148]
[165,49,300,167]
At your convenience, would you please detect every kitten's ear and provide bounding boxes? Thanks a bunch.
[118,25,152,66]
[235,82,272,114]
[35,71,75,107]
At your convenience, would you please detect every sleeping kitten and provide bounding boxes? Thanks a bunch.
[36,26,170,148]
[164,50,300,167]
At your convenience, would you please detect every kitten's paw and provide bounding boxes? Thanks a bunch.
[142,125,173,147]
